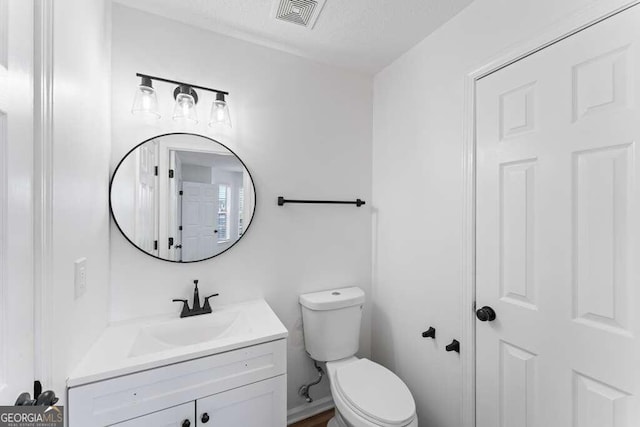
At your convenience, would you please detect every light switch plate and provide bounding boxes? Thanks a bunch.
[74,257,87,299]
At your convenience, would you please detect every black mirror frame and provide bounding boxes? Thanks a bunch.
[109,132,257,263]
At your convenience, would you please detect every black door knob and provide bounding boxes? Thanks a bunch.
[201,413,210,423]
[476,306,496,322]
[181,420,190,427]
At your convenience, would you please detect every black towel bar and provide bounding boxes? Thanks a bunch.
[277,196,365,207]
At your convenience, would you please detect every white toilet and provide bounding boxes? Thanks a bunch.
[300,287,418,427]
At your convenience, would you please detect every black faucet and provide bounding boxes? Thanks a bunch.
[172,280,219,318]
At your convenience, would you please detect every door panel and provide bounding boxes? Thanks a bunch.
[201,185,217,255]
[134,140,158,255]
[500,342,536,427]
[500,159,537,310]
[573,372,629,427]
[476,5,640,426]
[0,0,34,404]
[181,182,218,262]
[573,144,631,335]
[181,182,201,262]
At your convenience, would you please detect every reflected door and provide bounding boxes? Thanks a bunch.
[134,140,158,255]
[181,182,218,262]
[476,5,640,426]
[169,150,181,261]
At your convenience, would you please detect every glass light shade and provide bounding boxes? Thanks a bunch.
[131,84,160,118]
[172,92,198,123]
[208,94,232,128]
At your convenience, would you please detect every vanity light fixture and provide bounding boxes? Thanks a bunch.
[132,73,230,126]
[131,75,160,118]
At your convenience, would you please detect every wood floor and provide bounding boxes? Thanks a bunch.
[290,409,334,427]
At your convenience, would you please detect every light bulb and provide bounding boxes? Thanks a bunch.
[172,85,198,123]
[208,93,232,128]
[131,76,160,118]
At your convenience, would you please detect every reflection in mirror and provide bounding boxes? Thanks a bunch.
[110,133,255,262]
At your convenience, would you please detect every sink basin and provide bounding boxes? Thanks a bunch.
[68,299,288,388]
[129,310,251,357]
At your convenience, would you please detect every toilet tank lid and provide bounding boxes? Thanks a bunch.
[299,287,365,311]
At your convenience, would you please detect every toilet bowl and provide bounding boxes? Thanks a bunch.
[299,287,418,427]
[326,357,418,427]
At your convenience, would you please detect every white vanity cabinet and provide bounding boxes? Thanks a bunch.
[111,376,285,427]
[68,339,287,427]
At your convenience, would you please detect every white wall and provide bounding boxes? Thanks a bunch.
[110,4,373,413]
[371,0,603,425]
[181,164,211,184]
[51,0,111,405]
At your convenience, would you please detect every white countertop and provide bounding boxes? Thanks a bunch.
[67,299,288,388]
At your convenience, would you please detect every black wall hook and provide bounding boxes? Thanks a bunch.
[446,339,460,353]
[421,327,436,339]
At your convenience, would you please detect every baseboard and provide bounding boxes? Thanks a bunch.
[287,395,335,425]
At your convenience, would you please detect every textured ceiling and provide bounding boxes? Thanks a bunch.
[113,0,474,74]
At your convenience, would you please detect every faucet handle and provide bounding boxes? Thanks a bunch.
[172,299,190,317]
[203,293,219,311]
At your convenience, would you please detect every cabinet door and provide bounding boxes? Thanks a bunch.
[112,402,194,427]
[196,376,286,427]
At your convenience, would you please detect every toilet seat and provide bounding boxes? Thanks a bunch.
[333,359,416,427]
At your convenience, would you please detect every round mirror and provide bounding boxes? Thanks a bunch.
[110,133,256,262]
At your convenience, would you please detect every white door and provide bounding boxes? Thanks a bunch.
[181,182,218,261]
[215,182,232,252]
[169,151,182,261]
[135,140,158,255]
[476,5,640,426]
[112,402,194,427]
[196,376,286,427]
[0,0,34,404]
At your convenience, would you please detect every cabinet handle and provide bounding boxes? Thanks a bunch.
[201,413,210,423]
[181,420,191,427]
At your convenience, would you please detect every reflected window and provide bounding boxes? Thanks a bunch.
[218,184,230,241]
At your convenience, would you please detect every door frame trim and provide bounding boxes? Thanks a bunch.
[0,83,7,396]
[33,0,54,390]
[460,1,640,425]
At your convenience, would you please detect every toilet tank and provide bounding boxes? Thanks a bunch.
[299,287,365,362]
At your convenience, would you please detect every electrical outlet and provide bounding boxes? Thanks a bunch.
[74,257,87,299]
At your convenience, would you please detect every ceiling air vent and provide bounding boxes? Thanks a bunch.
[272,0,326,29]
